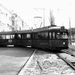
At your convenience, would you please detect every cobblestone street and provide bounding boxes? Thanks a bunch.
[19,48,75,75]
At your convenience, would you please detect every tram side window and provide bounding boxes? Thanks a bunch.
[0,35,2,39]
[17,34,21,39]
[56,32,61,39]
[62,33,68,39]
[38,33,41,39]
[38,33,44,39]
[22,34,26,39]
[11,35,15,39]
[39,33,44,39]
[49,32,52,39]
[56,32,68,39]
[6,35,11,39]
[60,32,68,39]
[34,33,38,39]
[53,32,55,39]
[2,35,6,39]
[6,35,16,39]
[26,34,31,39]
[38,32,48,39]
[44,32,48,39]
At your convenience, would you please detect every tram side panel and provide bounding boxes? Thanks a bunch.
[32,31,58,50]
[0,39,5,46]
[51,40,68,49]
[16,34,22,46]
[49,31,68,50]
[32,30,68,50]
[0,35,6,46]
[0,35,4,46]
[55,31,68,49]
[0,34,17,46]
[32,32,49,49]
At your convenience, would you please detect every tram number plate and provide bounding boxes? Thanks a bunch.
[8,40,12,43]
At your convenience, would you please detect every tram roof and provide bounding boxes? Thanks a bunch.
[0,31,16,35]
[0,26,67,34]
[0,30,33,34]
[16,30,33,34]
[33,25,67,32]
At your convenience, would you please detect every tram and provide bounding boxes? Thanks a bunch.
[16,30,32,47]
[32,26,68,50]
[0,25,68,51]
[0,31,16,46]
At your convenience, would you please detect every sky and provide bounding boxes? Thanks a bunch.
[0,0,75,30]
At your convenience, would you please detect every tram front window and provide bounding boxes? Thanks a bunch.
[56,32,68,39]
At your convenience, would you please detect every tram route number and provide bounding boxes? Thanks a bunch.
[8,39,12,43]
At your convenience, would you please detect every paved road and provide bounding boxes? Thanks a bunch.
[0,47,34,75]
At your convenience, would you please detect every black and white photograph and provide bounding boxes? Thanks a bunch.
[0,0,75,75]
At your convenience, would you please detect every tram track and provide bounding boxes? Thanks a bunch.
[17,49,37,75]
[61,48,75,57]
[55,47,75,71]
[17,48,75,75]
[56,53,75,70]
[34,49,75,74]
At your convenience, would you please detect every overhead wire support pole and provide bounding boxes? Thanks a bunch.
[50,10,55,26]
[69,17,71,45]
[43,8,45,27]
[34,8,45,27]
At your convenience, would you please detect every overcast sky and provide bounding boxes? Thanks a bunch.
[0,0,75,29]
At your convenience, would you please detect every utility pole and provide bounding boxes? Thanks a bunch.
[50,10,55,26]
[69,17,71,44]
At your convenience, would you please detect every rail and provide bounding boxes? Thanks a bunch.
[56,53,75,70]
[17,49,37,75]
[61,48,75,57]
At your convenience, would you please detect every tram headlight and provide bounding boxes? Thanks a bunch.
[63,42,65,45]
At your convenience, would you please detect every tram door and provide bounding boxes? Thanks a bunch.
[49,32,56,50]
[16,34,22,46]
